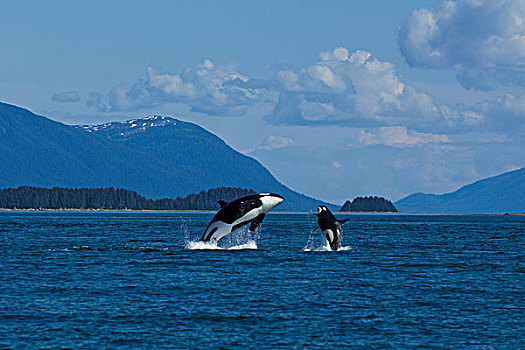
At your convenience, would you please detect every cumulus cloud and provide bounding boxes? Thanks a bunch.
[266,47,478,131]
[83,46,519,137]
[91,47,465,129]
[474,93,525,132]
[260,135,294,151]
[51,91,81,103]
[86,92,109,112]
[92,60,275,116]
[398,0,525,90]
[457,69,525,91]
[357,126,449,148]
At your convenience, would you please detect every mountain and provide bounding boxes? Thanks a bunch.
[395,168,525,214]
[0,102,334,211]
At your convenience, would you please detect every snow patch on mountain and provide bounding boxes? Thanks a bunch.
[76,115,181,136]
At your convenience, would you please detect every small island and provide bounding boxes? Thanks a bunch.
[340,196,397,213]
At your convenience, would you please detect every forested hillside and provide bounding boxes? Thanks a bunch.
[0,186,256,210]
[340,196,397,212]
[0,102,334,211]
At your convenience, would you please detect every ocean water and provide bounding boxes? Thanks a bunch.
[1,212,523,349]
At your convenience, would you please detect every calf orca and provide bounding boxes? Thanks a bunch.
[312,206,350,251]
[200,193,284,243]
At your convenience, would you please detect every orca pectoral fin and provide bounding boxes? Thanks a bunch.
[338,218,351,225]
[200,226,218,242]
[217,200,228,208]
[249,213,265,231]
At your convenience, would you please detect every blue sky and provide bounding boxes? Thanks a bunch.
[1,0,524,204]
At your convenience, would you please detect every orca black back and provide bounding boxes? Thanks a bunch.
[314,206,350,251]
[200,193,284,243]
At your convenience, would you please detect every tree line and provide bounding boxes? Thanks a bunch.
[0,186,256,210]
[340,196,397,212]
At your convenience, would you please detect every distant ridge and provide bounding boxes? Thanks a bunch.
[395,167,525,214]
[0,102,335,211]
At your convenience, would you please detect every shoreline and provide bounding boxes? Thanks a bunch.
[0,208,523,216]
[0,208,216,213]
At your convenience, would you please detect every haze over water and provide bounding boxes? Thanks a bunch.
[1,212,523,348]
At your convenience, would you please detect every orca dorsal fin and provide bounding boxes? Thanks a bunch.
[338,218,351,225]
[217,200,228,208]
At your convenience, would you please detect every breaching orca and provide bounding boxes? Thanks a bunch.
[200,193,284,243]
[312,206,350,251]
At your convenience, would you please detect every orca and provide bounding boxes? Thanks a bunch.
[312,206,350,251]
[200,193,284,243]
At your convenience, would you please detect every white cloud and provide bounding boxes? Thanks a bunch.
[266,47,479,131]
[86,92,109,112]
[398,0,525,90]
[332,161,342,168]
[94,60,274,115]
[457,69,525,91]
[474,93,525,132]
[147,66,195,97]
[260,136,294,151]
[84,46,519,137]
[357,126,449,147]
[252,123,524,203]
[52,91,80,103]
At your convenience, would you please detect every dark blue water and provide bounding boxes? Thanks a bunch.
[1,212,523,349]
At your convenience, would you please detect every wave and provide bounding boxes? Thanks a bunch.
[47,246,170,252]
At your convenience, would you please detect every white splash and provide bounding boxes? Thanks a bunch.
[338,246,353,251]
[184,225,261,251]
[304,241,332,252]
[229,240,258,250]
[185,239,258,250]
[303,226,328,251]
[186,240,222,250]
[303,238,353,252]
